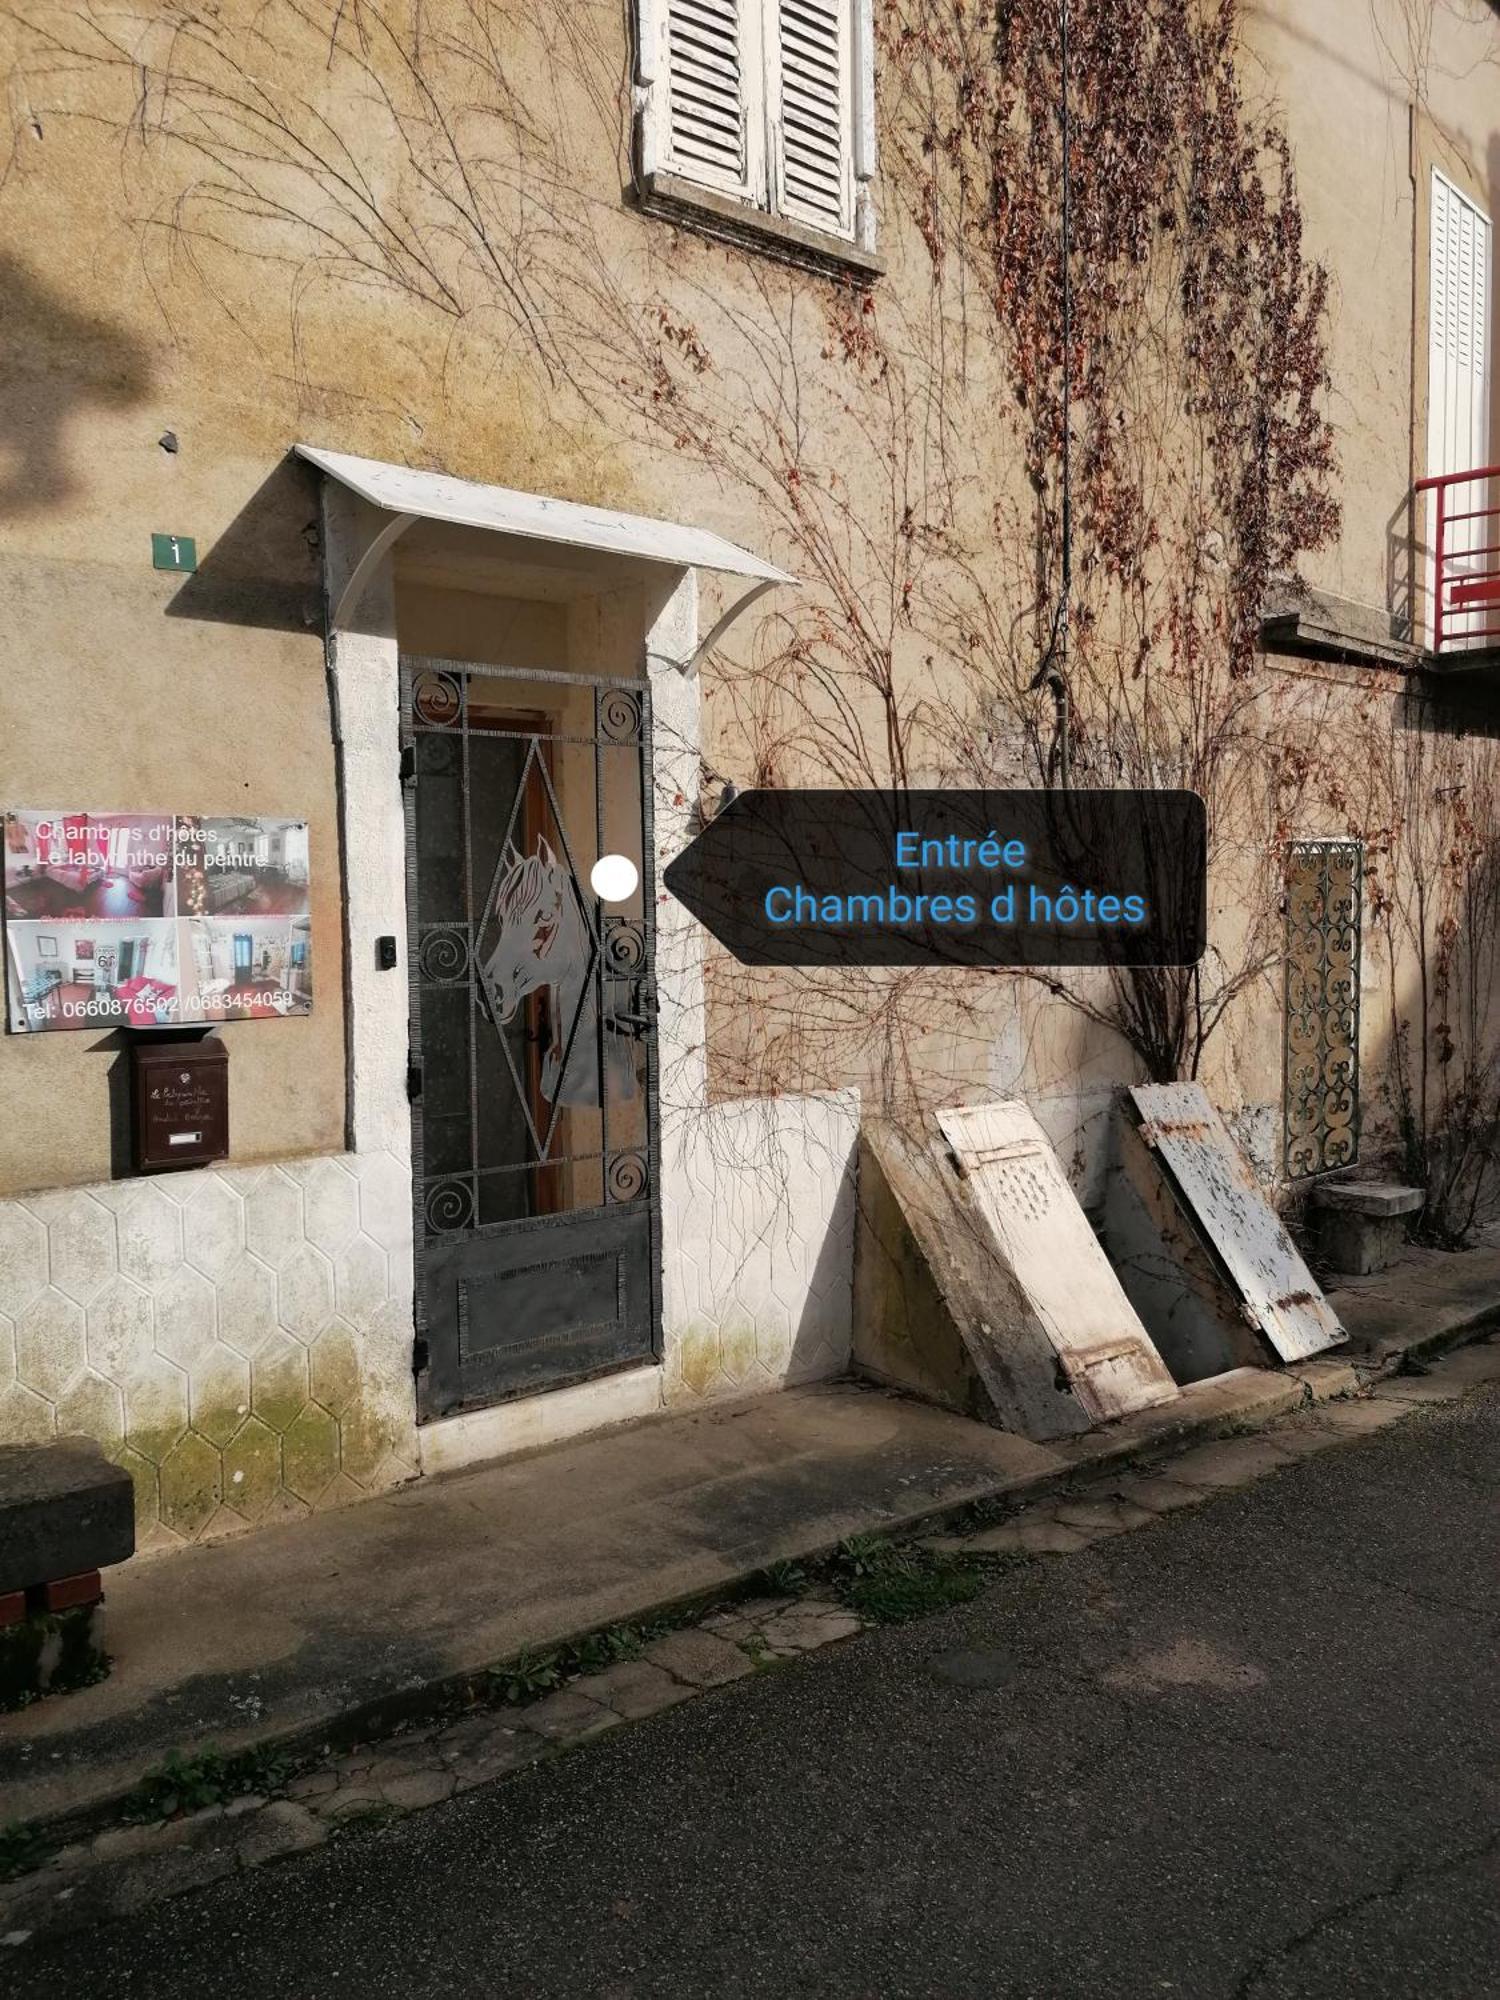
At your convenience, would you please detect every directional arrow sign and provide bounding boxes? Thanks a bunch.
[662,788,1205,969]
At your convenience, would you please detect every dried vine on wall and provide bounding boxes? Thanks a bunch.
[879,0,1343,1082]
[7,0,1345,1129]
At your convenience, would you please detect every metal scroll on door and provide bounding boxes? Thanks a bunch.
[402,660,659,1420]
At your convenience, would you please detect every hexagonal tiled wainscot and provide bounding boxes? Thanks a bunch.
[0,1152,417,1547]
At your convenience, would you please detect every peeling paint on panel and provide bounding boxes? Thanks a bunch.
[937,1102,1178,1425]
[1128,1083,1344,1363]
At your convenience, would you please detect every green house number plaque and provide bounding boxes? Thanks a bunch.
[151,533,198,573]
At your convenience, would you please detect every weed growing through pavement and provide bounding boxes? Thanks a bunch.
[124,1744,294,1822]
[0,1820,46,1883]
[762,1559,810,1594]
[825,1537,987,1624]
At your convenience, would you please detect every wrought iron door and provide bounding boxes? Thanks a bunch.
[401,658,659,1419]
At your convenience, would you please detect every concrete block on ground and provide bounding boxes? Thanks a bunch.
[1051,1498,1156,1537]
[0,1438,134,1594]
[754,1603,863,1653]
[521,1689,621,1742]
[1311,1186,1420,1276]
[1244,1420,1339,1460]
[965,1517,1088,1557]
[1108,1473,1204,1514]
[1311,1182,1425,1218]
[378,1767,454,1812]
[232,1800,328,1866]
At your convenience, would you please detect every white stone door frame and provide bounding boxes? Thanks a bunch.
[318,480,858,1475]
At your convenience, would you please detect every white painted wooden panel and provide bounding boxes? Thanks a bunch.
[771,0,853,237]
[666,0,755,196]
[1129,1083,1344,1362]
[937,1102,1177,1424]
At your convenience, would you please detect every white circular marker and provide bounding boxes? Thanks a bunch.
[590,853,639,903]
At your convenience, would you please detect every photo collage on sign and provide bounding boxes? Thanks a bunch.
[2,812,311,1034]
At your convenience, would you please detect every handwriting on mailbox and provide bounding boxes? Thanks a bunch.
[151,1076,215,1120]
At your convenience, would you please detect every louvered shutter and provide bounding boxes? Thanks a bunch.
[1430,173,1492,477]
[1427,174,1493,645]
[664,0,753,197]
[772,0,853,237]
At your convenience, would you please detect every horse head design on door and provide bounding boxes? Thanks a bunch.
[481,836,632,1109]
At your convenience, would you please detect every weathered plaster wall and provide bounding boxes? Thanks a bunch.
[0,132,352,1184]
[0,540,346,1193]
[0,1152,417,1552]
[632,576,857,1400]
[0,0,1497,1261]
[1245,0,1500,624]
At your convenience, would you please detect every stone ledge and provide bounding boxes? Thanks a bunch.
[1260,587,1421,671]
[1055,1368,1305,1476]
[5,1329,1499,1945]
[1310,1181,1424,1218]
[635,172,886,284]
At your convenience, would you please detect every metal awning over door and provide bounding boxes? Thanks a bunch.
[937,1102,1178,1424]
[296,445,795,580]
[299,444,797,663]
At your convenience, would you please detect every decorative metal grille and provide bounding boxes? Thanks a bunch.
[1283,840,1361,1179]
[403,661,657,1241]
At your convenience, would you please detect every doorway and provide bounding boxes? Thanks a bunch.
[401,657,660,1420]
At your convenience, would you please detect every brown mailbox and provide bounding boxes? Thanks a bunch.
[131,1035,229,1174]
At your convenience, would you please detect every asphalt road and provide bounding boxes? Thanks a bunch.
[11,1387,1499,1999]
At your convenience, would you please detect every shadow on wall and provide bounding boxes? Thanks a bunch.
[165,453,323,633]
[1355,681,1500,1242]
[1386,489,1417,645]
[0,253,153,516]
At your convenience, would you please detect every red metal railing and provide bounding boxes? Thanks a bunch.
[1415,462,1500,654]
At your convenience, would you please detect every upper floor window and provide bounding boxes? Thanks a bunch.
[635,0,878,262]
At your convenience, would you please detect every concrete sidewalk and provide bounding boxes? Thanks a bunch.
[5,1242,1496,1837]
[0,1382,1059,1828]
[16,1369,1494,1999]
[1328,1241,1500,1362]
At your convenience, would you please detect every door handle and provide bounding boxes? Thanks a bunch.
[607,980,658,1038]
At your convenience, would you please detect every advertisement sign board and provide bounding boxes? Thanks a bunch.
[3,811,312,1033]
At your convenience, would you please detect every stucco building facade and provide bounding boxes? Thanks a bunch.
[0,0,1495,1551]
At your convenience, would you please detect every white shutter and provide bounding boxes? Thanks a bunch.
[936,1103,1178,1424]
[1427,173,1493,645]
[1429,173,1491,477]
[772,0,853,237]
[664,0,753,197]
